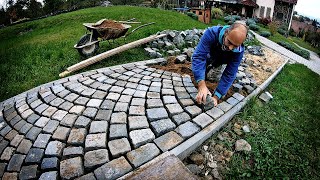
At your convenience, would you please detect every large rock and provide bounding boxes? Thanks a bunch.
[206,65,226,82]
[235,139,251,151]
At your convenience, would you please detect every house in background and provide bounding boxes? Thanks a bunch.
[212,0,298,30]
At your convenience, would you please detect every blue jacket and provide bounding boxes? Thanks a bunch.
[192,26,244,98]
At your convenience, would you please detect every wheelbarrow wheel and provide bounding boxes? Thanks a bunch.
[77,34,99,57]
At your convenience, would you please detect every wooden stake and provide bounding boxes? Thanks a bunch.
[59,34,166,77]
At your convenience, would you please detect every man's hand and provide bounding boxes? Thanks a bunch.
[212,95,218,107]
[196,80,211,104]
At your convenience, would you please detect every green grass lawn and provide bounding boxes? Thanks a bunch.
[254,23,317,57]
[0,6,227,102]
[215,64,320,178]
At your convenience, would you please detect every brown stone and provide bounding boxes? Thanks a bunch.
[189,153,205,165]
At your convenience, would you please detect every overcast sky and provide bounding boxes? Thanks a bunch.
[0,0,319,20]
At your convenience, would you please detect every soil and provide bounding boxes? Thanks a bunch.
[151,46,286,101]
[244,46,286,85]
[94,20,124,29]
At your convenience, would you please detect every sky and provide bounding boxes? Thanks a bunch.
[294,0,320,20]
[0,0,319,20]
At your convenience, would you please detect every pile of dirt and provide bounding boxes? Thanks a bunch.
[94,20,124,29]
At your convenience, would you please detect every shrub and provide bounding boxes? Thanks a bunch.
[278,41,310,59]
[259,17,271,26]
[249,24,259,31]
[260,31,271,37]
[224,15,240,22]
[278,28,287,36]
[246,18,256,26]
[212,8,224,19]
[268,22,278,35]
[186,12,198,20]
[289,28,297,36]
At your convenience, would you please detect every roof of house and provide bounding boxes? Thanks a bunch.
[239,0,258,7]
[275,0,298,4]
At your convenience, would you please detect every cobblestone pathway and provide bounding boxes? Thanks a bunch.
[252,31,320,75]
[0,58,245,179]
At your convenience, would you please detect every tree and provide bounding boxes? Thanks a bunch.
[27,0,44,18]
[43,0,63,14]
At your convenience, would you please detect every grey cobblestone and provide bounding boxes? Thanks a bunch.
[26,126,42,141]
[89,121,108,133]
[25,148,44,163]
[63,147,83,157]
[110,112,127,124]
[217,102,233,112]
[109,124,127,140]
[69,105,85,115]
[60,157,83,179]
[146,99,163,108]
[7,154,25,171]
[64,93,79,102]
[192,113,214,128]
[59,101,74,111]
[185,105,202,117]
[175,121,200,139]
[146,107,168,121]
[165,104,184,116]
[126,143,160,168]
[74,97,90,106]
[92,90,107,99]
[45,141,65,157]
[10,134,24,147]
[82,107,98,118]
[0,147,15,161]
[94,156,132,180]
[154,131,183,152]
[39,171,58,180]
[128,116,149,130]
[19,165,38,179]
[108,138,131,158]
[136,85,149,91]
[52,110,68,121]
[52,126,70,141]
[232,92,245,101]
[20,123,32,134]
[84,149,109,169]
[50,97,65,107]
[206,107,224,120]
[85,133,107,150]
[106,92,121,101]
[122,88,136,96]
[163,96,178,104]
[150,119,176,136]
[61,114,78,127]
[67,128,87,145]
[131,98,145,106]
[87,99,103,108]
[179,99,195,106]
[100,100,115,110]
[129,128,155,148]
[43,120,59,134]
[35,117,50,127]
[118,95,132,103]
[114,102,129,112]
[33,134,51,148]
[129,106,145,116]
[41,157,59,170]
[172,112,191,125]
[133,90,147,98]
[75,116,91,128]
[176,92,190,99]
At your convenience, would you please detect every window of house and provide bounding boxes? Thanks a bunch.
[266,7,271,18]
[260,6,265,18]
[199,11,202,15]
[276,12,284,19]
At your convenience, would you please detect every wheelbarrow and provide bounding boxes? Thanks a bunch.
[75,18,155,57]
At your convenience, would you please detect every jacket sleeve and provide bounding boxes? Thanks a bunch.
[215,51,244,96]
[192,28,214,83]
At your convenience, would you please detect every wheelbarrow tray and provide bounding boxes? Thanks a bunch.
[83,22,131,40]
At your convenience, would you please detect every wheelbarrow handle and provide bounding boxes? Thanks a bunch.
[124,22,155,37]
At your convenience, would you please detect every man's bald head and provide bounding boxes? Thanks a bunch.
[223,21,248,50]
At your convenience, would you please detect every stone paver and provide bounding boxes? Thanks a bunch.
[126,143,160,168]
[0,60,260,178]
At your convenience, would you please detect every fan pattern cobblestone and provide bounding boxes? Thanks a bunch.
[0,58,244,179]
